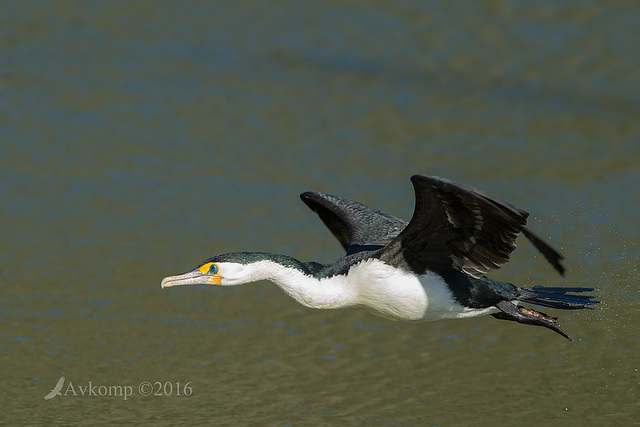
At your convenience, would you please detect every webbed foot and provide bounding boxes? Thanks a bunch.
[492,300,572,341]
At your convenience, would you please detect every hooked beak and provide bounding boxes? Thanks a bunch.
[161,269,222,288]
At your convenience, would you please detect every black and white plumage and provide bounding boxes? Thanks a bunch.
[162,175,598,340]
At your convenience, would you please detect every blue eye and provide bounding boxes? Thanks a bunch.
[198,262,219,275]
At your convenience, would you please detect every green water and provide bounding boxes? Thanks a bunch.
[2,1,638,425]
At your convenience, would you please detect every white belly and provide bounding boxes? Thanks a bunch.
[348,259,499,322]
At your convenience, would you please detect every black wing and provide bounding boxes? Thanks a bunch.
[380,175,565,278]
[300,192,407,255]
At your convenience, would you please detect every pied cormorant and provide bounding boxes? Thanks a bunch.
[162,175,598,340]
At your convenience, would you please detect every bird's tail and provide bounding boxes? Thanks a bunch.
[518,286,600,310]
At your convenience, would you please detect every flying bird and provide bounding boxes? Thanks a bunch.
[43,376,65,400]
[162,175,598,340]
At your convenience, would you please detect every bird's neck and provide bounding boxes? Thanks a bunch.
[248,258,357,310]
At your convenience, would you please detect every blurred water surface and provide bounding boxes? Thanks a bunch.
[1,1,639,425]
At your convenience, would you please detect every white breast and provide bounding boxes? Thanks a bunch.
[344,259,498,322]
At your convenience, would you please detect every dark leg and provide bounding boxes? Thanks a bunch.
[492,300,572,341]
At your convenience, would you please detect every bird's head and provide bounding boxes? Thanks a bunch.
[160,252,288,289]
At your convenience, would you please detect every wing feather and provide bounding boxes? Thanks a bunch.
[300,192,407,255]
[381,175,565,277]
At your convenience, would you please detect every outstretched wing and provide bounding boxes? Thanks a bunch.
[300,192,407,255]
[380,175,565,278]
